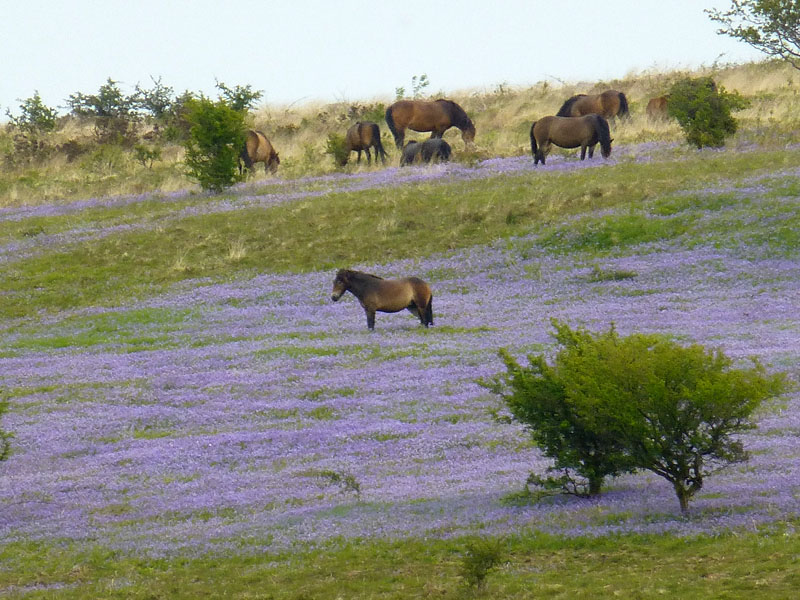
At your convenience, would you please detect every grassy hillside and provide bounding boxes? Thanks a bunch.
[1,60,800,598]
[2,59,800,205]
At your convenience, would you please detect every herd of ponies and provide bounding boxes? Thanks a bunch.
[238,88,669,330]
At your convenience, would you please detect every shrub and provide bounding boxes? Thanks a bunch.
[183,97,247,192]
[324,133,350,167]
[0,390,12,463]
[5,91,59,163]
[67,78,139,145]
[667,76,749,148]
[459,537,504,590]
[488,321,785,511]
[215,80,263,113]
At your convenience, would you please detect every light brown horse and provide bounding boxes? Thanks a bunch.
[556,90,630,120]
[239,130,280,175]
[385,99,475,148]
[646,95,670,120]
[331,269,433,330]
[343,121,388,165]
[530,115,613,165]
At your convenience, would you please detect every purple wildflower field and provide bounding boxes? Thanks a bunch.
[1,146,799,557]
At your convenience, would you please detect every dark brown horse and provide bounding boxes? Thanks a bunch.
[556,90,630,120]
[646,95,670,120]
[530,115,612,165]
[239,130,280,175]
[344,121,388,165]
[399,138,452,166]
[331,269,433,330]
[385,99,475,148]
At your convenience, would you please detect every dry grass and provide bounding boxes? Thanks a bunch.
[2,60,800,205]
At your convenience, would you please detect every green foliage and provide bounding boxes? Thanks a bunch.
[324,132,350,167]
[6,90,58,137]
[67,77,134,119]
[215,80,263,113]
[0,390,12,462]
[132,76,175,119]
[486,322,639,497]
[667,76,749,148]
[488,321,786,511]
[182,97,246,192]
[395,73,430,100]
[707,1,800,70]
[133,144,162,169]
[459,537,504,590]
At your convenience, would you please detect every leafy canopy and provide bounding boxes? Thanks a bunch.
[488,321,785,511]
[707,1,800,70]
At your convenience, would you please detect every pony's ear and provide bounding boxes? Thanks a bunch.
[610,138,614,143]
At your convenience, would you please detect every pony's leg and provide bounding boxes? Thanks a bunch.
[424,297,433,327]
[365,309,376,330]
[365,148,371,164]
[356,150,362,164]
[588,144,595,159]
[580,145,587,160]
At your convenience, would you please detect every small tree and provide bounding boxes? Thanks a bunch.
[324,132,350,167]
[215,80,263,113]
[183,97,246,192]
[707,1,800,70]
[132,76,175,120]
[667,76,749,148]
[488,321,785,512]
[66,78,138,144]
[5,91,59,160]
[487,322,638,497]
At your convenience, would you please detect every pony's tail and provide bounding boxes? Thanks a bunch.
[529,121,537,158]
[617,92,630,118]
[371,123,388,163]
[385,106,401,148]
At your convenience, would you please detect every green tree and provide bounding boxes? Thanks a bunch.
[6,91,58,137]
[183,97,247,192]
[667,76,749,148]
[215,80,263,113]
[488,321,785,511]
[487,322,638,497]
[707,1,800,70]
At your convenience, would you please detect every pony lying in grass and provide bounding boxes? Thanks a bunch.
[331,269,433,330]
[399,138,452,166]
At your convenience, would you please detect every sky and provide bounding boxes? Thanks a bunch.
[1,1,764,116]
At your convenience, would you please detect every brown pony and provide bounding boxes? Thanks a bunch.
[556,90,630,119]
[530,115,613,165]
[331,269,433,330]
[646,95,670,120]
[239,130,279,175]
[343,121,388,165]
[385,99,475,148]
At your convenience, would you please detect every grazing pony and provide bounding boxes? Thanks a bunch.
[556,90,630,120]
[530,115,612,165]
[330,269,433,330]
[385,99,475,148]
[646,95,670,120]
[239,130,279,175]
[344,121,388,165]
[399,138,452,166]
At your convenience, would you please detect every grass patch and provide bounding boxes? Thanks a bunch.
[1,527,798,598]
[3,149,800,319]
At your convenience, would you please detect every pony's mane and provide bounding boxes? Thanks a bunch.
[556,94,586,117]
[434,99,473,130]
[342,269,384,281]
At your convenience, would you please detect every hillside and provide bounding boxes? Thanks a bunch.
[2,59,800,205]
[1,60,800,598]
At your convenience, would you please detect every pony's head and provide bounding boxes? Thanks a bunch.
[461,118,476,145]
[268,151,280,174]
[331,269,351,301]
[594,116,613,158]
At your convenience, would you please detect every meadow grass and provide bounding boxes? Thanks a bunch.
[1,527,798,599]
[2,146,799,320]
